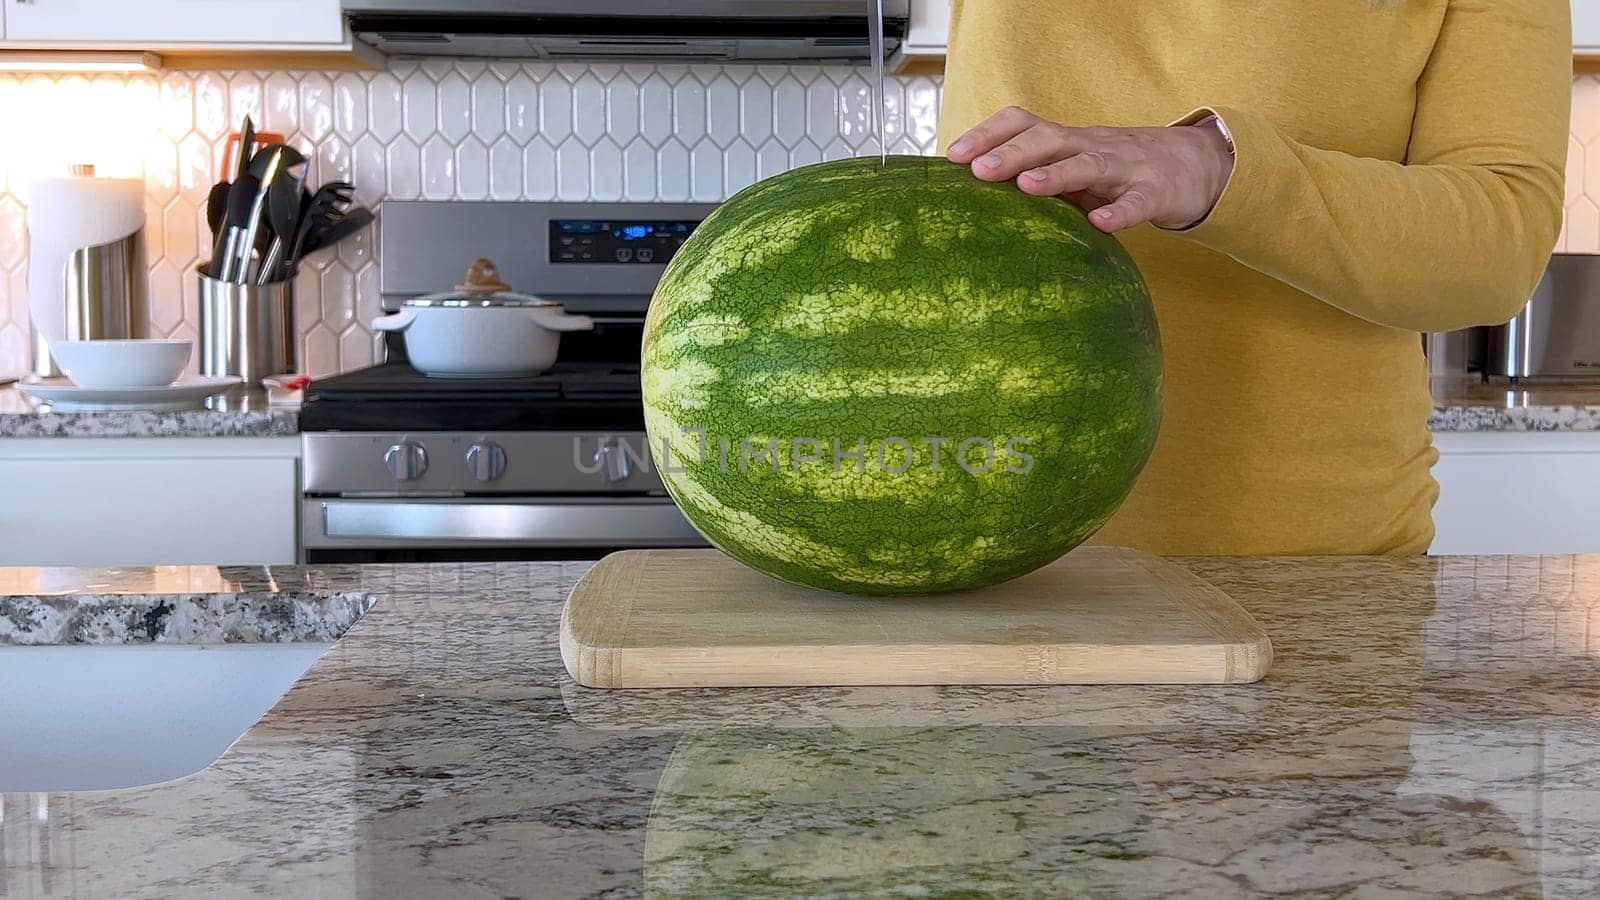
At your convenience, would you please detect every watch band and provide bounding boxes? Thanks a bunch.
[1195,113,1236,157]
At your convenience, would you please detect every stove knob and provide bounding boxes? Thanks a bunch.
[383,441,428,480]
[465,441,507,482]
[593,437,631,483]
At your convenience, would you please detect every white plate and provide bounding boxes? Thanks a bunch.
[19,375,242,411]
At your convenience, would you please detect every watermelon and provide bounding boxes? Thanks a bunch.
[642,155,1161,596]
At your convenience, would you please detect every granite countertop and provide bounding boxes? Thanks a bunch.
[1429,375,1600,431]
[4,377,1596,438]
[3,554,1599,897]
[0,385,299,438]
[0,565,375,645]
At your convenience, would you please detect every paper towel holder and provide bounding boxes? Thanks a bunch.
[27,163,149,380]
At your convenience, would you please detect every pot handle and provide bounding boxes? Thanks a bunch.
[528,307,595,333]
[371,309,416,332]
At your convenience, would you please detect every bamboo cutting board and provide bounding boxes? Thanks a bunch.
[560,546,1271,688]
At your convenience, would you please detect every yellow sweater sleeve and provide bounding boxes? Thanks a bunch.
[1177,0,1570,332]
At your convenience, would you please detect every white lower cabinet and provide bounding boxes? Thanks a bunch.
[0,437,299,567]
[1431,431,1600,555]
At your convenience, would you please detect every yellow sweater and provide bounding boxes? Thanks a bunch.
[939,0,1570,555]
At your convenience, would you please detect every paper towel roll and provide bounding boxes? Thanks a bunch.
[26,171,145,347]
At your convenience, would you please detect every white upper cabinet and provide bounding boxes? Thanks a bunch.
[890,0,950,70]
[2,0,343,47]
[1578,1,1600,55]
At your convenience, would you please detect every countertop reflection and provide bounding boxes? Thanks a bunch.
[3,555,1599,898]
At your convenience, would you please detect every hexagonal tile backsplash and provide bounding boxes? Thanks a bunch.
[0,69,1593,379]
[0,61,943,378]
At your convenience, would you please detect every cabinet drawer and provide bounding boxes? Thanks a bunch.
[0,454,297,567]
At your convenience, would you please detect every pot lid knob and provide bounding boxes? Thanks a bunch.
[456,257,513,294]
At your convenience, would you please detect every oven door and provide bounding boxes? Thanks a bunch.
[302,496,705,563]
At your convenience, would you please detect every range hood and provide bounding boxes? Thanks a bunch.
[344,0,908,63]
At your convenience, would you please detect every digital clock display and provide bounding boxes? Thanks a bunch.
[549,219,699,264]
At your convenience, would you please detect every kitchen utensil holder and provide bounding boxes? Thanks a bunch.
[197,264,296,383]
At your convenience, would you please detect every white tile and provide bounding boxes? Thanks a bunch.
[772,78,806,146]
[756,141,789,180]
[606,77,639,145]
[158,74,193,142]
[227,73,263,130]
[176,132,213,199]
[590,139,623,201]
[421,135,456,200]
[790,139,822,169]
[456,137,490,200]
[144,199,167,265]
[0,197,20,272]
[144,136,178,207]
[806,81,839,146]
[0,324,27,375]
[1566,136,1583,207]
[437,71,472,143]
[162,200,198,272]
[724,140,757,195]
[321,264,357,332]
[572,73,607,146]
[148,261,184,333]
[539,77,574,144]
[1574,77,1600,147]
[352,135,387,205]
[639,77,672,147]
[402,73,437,143]
[504,72,539,144]
[706,76,740,148]
[906,76,941,150]
[298,73,334,142]
[821,137,854,162]
[179,262,200,329]
[337,221,373,270]
[386,137,422,200]
[739,78,773,145]
[1584,141,1600,211]
[314,136,352,188]
[658,140,690,202]
[263,72,299,136]
[837,72,873,144]
[556,139,589,200]
[339,323,374,371]
[690,140,722,201]
[471,73,506,141]
[672,76,707,145]
[193,73,229,140]
[623,141,656,201]
[293,263,323,332]
[490,141,522,200]
[1567,197,1600,255]
[333,73,368,142]
[523,139,558,201]
[304,324,339,378]
[367,73,403,142]
[355,262,382,326]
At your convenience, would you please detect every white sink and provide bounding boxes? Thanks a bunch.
[0,642,331,791]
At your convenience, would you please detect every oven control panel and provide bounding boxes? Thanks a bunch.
[549,219,699,265]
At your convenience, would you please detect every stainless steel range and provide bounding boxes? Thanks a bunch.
[300,200,717,562]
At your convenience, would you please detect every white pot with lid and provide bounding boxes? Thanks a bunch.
[372,257,594,378]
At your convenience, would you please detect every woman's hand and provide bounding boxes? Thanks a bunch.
[946,106,1235,233]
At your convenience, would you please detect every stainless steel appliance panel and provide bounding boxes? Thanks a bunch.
[1485,254,1600,380]
[379,201,717,312]
[302,497,703,549]
[301,431,665,495]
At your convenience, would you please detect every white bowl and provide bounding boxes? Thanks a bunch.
[51,339,192,389]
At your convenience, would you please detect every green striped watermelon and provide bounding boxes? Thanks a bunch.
[642,155,1162,596]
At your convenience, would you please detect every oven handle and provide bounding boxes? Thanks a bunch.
[305,499,704,548]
